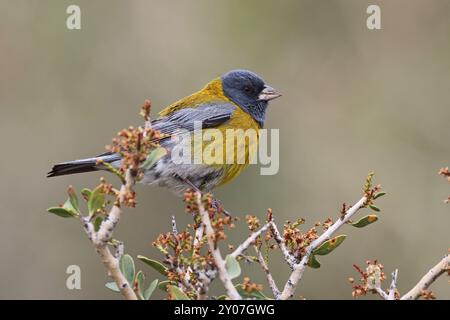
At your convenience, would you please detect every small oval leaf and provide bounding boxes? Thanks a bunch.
[225,255,241,280]
[369,205,380,212]
[135,270,145,300]
[373,192,386,200]
[168,285,190,300]
[144,279,158,300]
[88,186,105,216]
[47,207,77,218]
[120,254,135,286]
[352,215,378,228]
[313,235,347,256]
[137,255,167,276]
[67,186,80,213]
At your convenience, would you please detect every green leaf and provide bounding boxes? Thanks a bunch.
[105,282,120,292]
[225,255,241,280]
[215,295,228,300]
[137,255,167,276]
[88,186,106,216]
[144,279,158,300]
[94,217,103,232]
[158,280,176,291]
[141,147,167,170]
[373,192,386,200]
[307,254,321,268]
[369,204,380,212]
[352,215,378,228]
[168,285,190,300]
[120,254,135,286]
[67,187,80,213]
[47,207,77,218]
[135,271,145,300]
[81,188,92,201]
[235,284,271,300]
[57,196,81,217]
[313,235,346,256]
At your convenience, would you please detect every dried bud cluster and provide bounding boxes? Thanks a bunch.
[246,215,260,232]
[106,126,158,177]
[439,167,450,178]
[242,277,263,293]
[106,100,162,182]
[140,99,152,123]
[282,219,319,258]
[350,260,387,298]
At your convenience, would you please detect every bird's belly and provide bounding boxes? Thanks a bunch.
[140,156,225,196]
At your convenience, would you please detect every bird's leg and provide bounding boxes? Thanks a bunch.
[210,197,231,217]
[179,176,231,217]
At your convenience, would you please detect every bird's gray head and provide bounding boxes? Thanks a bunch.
[221,69,281,127]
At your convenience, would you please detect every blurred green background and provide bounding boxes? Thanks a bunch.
[0,0,449,299]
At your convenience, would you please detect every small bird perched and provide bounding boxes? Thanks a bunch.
[48,70,281,197]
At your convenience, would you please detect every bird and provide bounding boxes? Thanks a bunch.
[47,69,281,199]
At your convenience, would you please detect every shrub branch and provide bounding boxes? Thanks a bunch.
[401,254,449,300]
[81,169,138,300]
[196,192,242,299]
[279,196,367,299]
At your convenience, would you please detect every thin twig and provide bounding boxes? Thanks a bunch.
[401,254,449,300]
[193,223,204,248]
[388,269,398,300]
[279,196,367,300]
[96,170,133,244]
[230,222,271,259]
[196,192,241,300]
[255,245,280,299]
[269,221,296,268]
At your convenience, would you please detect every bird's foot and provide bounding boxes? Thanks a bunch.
[181,176,232,217]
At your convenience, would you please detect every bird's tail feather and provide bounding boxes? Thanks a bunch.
[47,152,121,177]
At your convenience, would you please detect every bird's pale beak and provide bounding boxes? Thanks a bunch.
[258,85,282,102]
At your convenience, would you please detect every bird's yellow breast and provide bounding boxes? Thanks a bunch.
[215,107,260,186]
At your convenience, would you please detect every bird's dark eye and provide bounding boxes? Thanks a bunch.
[244,86,251,92]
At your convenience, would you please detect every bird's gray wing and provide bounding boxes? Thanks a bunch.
[151,102,236,139]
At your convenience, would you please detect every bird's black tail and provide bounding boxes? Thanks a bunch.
[47,152,121,178]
